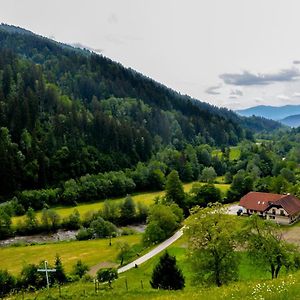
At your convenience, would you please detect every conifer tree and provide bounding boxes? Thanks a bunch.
[150,252,185,290]
[165,170,185,208]
[54,255,67,284]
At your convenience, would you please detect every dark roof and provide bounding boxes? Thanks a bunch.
[239,192,300,215]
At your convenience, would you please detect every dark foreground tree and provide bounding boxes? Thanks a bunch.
[186,203,239,286]
[97,268,118,288]
[150,252,185,290]
[0,269,16,297]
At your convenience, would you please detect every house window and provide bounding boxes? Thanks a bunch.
[272,209,276,215]
[269,216,275,219]
[280,209,285,216]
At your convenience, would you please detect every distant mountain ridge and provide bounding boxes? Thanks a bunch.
[236,105,300,121]
[280,114,300,127]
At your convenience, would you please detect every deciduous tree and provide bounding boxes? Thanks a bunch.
[186,203,239,286]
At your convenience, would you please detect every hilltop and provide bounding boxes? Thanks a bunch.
[236,104,300,121]
[0,24,281,199]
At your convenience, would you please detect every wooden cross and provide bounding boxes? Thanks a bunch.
[37,261,56,289]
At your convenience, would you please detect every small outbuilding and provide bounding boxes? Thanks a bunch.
[239,192,300,225]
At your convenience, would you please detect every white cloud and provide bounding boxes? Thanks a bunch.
[293,92,300,97]
[277,94,290,101]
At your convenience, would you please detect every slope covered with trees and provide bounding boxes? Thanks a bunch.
[0,24,281,200]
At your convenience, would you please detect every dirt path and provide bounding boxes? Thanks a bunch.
[89,261,118,276]
[283,226,300,245]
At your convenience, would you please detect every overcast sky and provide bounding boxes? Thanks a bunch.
[2,0,300,109]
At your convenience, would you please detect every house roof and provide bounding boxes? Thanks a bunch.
[269,195,300,216]
[239,192,300,215]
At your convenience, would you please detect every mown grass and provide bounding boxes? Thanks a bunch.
[229,146,241,161]
[11,182,230,225]
[212,146,241,161]
[0,234,141,275]
[10,233,300,300]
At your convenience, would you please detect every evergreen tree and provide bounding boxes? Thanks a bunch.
[150,252,185,290]
[0,269,16,297]
[165,170,185,208]
[120,195,136,224]
[54,255,67,284]
[0,210,12,239]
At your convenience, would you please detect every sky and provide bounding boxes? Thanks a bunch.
[2,0,300,109]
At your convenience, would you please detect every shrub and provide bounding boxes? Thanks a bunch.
[72,260,89,278]
[76,227,93,241]
[97,268,118,288]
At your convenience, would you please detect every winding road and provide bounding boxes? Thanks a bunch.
[91,204,239,275]
[118,228,184,274]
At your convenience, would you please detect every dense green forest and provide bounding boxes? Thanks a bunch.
[0,24,282,200]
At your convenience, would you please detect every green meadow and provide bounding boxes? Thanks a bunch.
[212,146,241,161]
[0,234,141,275]
[11,182,230,225]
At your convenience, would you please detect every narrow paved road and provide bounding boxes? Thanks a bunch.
[118,228,184,274]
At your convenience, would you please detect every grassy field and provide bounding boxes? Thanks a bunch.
[11,234,300,300]
[229,146,241,160]
[0,234,141,275]
[17,272,297,300]
[212,146,241,161]
[12,182,230,225]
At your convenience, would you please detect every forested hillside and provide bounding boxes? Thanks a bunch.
[0,24,281,199]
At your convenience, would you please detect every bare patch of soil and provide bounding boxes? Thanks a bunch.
[283,227,300,245]
[89,261,118,276]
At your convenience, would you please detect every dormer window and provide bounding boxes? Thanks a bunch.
[280,209,285,216]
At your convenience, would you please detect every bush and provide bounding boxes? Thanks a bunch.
[90,217,118,238]
[76,227,93,241]
[62,209,81,230]
[20,263,46,289]
[97,268,118,288]
[143,204,182,246]
[72,260,89,278]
